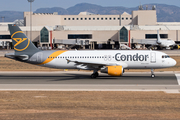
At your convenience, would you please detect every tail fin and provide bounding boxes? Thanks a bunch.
[157,30,161,44]
[8,24,40,55]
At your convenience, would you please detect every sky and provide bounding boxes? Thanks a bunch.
[1,0,180,11]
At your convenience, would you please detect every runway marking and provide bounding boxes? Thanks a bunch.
[175,74,180,85]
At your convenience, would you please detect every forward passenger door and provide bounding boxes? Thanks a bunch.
[150,52,156,63]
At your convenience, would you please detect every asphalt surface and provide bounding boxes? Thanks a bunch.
[0,71,178,85]
[0,71,180,93]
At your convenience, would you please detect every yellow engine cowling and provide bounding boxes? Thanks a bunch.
[101,66,124,76]
[178,45,180,49]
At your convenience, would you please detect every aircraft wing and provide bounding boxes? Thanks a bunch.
[66,59,128,69]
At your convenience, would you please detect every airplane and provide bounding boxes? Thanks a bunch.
[5,24,176,78]
[156,30,176,50]
[133,30,176,50]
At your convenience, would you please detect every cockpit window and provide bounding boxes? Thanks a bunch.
[162,55,170,58]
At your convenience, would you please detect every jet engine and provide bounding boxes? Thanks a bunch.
[101,66,124,76]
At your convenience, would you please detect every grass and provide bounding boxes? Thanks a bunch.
[0,91,180,120]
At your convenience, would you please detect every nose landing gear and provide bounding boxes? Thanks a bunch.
[151,69,155,78]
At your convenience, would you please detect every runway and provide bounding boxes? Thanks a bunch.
[0,71,180,93]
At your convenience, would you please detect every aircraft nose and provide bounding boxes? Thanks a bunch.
[171,59,176,66]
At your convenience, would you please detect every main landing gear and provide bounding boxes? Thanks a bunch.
[151,69,155,78]
[91,70,99,78]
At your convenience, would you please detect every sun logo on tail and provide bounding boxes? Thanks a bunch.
[11,31,30,51]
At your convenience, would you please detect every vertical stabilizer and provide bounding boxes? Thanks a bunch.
[8,24,40,55]
[157,30,161,44]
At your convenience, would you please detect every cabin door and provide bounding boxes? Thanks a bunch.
[150,52,156,63]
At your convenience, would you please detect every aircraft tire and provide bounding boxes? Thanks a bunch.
[151,74,155,78]
[91,74,97,79]
[91,72,99,79]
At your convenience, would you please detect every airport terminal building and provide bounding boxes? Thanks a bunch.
[1,6,180,49]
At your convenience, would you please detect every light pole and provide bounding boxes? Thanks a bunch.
[27,0,34,41]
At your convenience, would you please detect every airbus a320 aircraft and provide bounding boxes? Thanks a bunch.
[5,24,176,78]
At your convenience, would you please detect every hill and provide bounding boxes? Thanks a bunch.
[1,3,180,22]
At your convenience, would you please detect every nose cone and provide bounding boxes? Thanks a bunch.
[171,59,177,67]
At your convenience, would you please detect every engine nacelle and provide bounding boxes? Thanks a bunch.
[101,66,124,76]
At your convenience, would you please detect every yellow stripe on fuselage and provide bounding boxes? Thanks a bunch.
[38,51,67,65]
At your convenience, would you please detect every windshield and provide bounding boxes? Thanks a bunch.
[162,55,170,58]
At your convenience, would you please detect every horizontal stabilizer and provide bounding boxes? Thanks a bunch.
[5,53,29,61]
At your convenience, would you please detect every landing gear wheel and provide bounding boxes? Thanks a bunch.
[91,72,99,79]
[91,74,97,79]
[151,74,155,78]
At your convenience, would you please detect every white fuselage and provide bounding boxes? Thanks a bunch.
[38,50,176,70]
[159,39,176,48]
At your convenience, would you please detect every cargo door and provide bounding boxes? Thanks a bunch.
[37,53,43,63]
